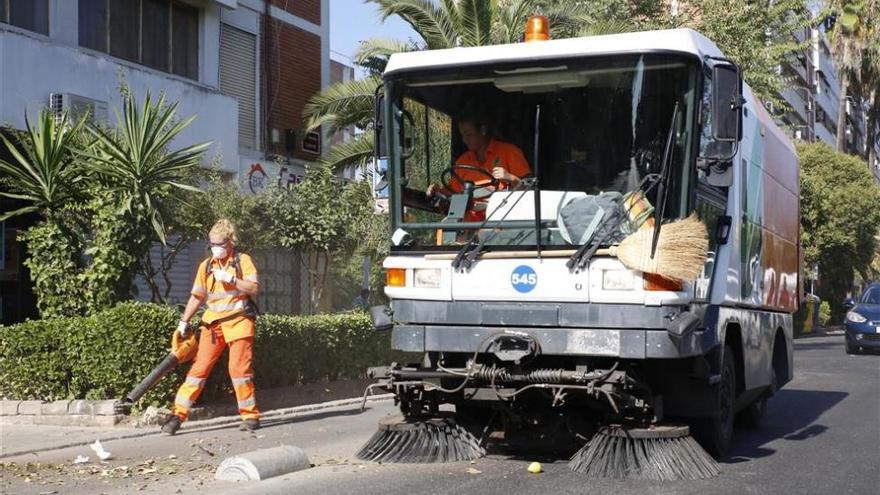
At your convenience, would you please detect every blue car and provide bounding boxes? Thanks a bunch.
[844,284,880,354]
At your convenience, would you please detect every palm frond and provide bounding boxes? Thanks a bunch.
[354,38,419,68]
[320,133,375,171]
[458,0,496,46]
[577,19,637,37]
[302,76,381,134]
[370,0,457,49]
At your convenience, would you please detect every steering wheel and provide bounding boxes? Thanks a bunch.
[440,164,498,194]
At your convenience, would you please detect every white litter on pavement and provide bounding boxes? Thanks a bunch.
[90,440,113,461]
[73,455,90,464]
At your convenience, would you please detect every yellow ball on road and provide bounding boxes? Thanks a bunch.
[527,462,542,474]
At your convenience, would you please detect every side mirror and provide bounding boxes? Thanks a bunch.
[373,85,386,159]
[711,63,743,142]
[843,298,856,310]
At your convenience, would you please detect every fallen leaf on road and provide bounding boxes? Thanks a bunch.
[466,468,482,475]
[168,455,177,459]
[138,468,157,475]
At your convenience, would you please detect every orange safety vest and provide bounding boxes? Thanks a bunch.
[191,252,259,341]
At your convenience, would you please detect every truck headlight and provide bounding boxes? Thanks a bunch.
[414,268,441,288]
[602,270,634,291]
[846,311,867,323]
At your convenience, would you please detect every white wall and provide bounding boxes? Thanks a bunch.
[0,6,239,174]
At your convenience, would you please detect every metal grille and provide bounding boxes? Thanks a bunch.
[219,23,258,150]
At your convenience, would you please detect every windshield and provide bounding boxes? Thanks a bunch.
[386,53,700,251]
[862,288,880,305]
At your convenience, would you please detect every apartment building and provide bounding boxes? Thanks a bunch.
[1,0,330,323]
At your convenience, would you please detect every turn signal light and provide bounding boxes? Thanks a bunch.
[644,273,683,292]
[386,268,406,287]
[524,15,550,42]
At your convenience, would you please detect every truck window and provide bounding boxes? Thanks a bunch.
[387,54,700,250]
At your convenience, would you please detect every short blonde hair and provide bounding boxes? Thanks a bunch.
[209,218,238,246]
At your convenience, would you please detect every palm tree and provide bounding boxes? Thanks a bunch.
[304,0,597,169]
[84,91,209,244]
[826,0,872,153]
[0,110,86,221]
[81,91,209,309]
[0,110,89,316]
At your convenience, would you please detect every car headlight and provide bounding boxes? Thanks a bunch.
[414,268,441,288]
[602,270,634,291]
[846,311,867,323]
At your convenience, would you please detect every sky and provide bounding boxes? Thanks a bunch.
[329,0,418,67]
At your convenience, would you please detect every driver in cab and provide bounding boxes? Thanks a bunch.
[427,113,531,221]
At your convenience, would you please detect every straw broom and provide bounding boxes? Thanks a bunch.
[603,214,709,281]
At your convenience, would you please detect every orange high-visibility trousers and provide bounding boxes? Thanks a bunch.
[172,323,259,421]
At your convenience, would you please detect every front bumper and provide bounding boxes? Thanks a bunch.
[392,325,711,359]
[844,321,880,348]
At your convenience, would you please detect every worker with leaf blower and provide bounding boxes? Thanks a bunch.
[161,219,261,435]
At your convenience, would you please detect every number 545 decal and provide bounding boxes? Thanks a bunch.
[511,265,537,293]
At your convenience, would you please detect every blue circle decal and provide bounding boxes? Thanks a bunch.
[511,265,537,293]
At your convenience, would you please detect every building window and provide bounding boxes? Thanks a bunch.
[219,23,258,150]
[0,0,49,35]
[78,0,200,80]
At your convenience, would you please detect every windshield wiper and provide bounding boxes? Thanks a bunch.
[532,104,543,259]
[452,178,536,271]
[650,101,680,258]
[566,102,680,272]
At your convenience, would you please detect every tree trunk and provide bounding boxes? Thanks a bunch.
[867,87,878,170]
[836,68,850,153]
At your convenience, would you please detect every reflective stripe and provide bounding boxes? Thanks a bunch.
[191,285,206,295]
[207,290,242,301]
[243,275,258,282]
[185,376,206,387]
[207,300,246,312]
[231,376,253,386]
[237,397,256,408]
[175,395,194,408]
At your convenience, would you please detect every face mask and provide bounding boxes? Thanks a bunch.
[211,246,228,259]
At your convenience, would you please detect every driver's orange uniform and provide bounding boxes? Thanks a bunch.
[449,139,531,221]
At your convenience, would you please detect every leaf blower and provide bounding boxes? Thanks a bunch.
[114,325,200,415]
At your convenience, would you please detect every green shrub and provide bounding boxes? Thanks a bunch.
[0,303,402,408]
[819,301,831,327]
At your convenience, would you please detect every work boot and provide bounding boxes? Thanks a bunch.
[239,418,260,432]
[161,415,182,436]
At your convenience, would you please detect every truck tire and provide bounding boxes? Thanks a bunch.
[739,369,776,428]
[693,343,736,458]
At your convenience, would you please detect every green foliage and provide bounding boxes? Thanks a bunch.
[0,110,86,221]
[0,302,181,404]
[819,300,831,327]
[0,304,404,407]
[798,142,880,323]
[19,220,87,318]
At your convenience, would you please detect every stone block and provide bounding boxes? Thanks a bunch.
[41,400,71,415]
[0,401,21,416]
[18,400,44,415]
[68,400,94,415]
[92,400,120,416]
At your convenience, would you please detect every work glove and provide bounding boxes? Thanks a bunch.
[212,269,235,284]
[176,320,189,337]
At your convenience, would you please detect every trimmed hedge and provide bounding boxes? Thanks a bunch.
[0,302,403,408]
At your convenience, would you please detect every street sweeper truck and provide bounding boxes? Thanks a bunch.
[360,22,799,479]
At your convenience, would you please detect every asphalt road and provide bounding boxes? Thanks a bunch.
[2,334,878,495]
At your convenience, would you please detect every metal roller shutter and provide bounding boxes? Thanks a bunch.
[219,23,258,150]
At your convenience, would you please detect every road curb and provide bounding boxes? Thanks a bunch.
[0,394,393,459]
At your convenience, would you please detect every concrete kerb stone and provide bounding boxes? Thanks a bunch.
[17,400,44,415]
[41,400,72,415]
[215,445,311,481]
[0,394,395,459]
[0,401,21,416]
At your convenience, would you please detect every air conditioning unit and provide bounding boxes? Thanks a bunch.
[49,93,109,125]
